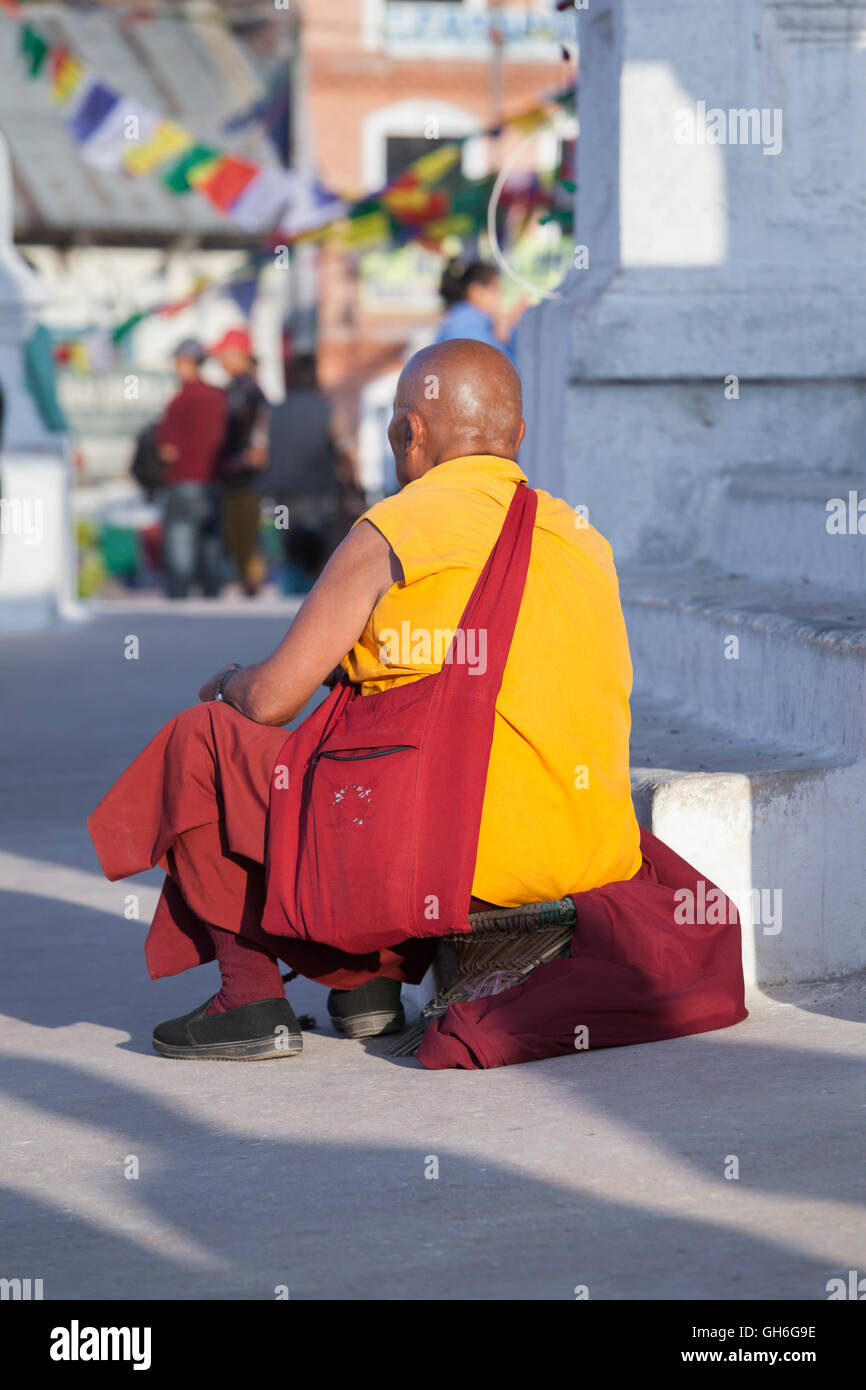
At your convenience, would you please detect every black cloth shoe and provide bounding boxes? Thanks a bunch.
[153,996,303,1060]
[328,978,405,1040]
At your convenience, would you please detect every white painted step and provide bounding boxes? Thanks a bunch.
[411,695,865,1012]
[628,695,866,988]
[620,566,866,760]
[710,468,866,590]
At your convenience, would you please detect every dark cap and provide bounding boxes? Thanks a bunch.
[174,337,207,364]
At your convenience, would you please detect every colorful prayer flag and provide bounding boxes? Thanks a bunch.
[190,155,259,213]
[79,98,157,174]
[19,24,49,78]
[161,144,219,195]
[49,48,84,105]
[511,107,551,135]
[123,120,193,177]
[408,143,464,187]
[406,144,461,187]
[381,182,429,216]
[65,80,119,145]
[111,311,148,344]
[384,184,450,226]
[159,274,210,317]
[67,340,91,373]
[224,271,260,320]
[418,214,476,245]
[279,183,348,240]
[229,167,301,232]
[340,209,390,247]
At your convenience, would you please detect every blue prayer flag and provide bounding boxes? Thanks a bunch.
[67,81,119,144]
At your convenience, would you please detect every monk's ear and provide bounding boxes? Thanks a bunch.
[515,418,526,453]
[404,409,429,459]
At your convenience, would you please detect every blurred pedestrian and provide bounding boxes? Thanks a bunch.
[156,338,227,600]
[435,259,523,364]
[211,328,270,597]
[262,354,341,592]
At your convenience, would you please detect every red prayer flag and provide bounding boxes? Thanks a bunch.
[193,156,260,214]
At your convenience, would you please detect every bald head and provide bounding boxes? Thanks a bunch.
[388,339,524,487]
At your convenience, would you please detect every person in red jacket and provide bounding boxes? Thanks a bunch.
[157,339,228,599]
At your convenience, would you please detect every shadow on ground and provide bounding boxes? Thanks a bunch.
[0,1049,853,1301]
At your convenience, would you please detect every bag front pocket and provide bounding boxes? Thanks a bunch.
[314,745,414,764]
[296,742,421,948]
[312,746,415,832]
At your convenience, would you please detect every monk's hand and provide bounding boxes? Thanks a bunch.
[198,665,240,703]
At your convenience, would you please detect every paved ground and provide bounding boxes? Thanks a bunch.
[1,601,865,1301]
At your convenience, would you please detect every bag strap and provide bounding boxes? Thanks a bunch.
[439,480,537,693]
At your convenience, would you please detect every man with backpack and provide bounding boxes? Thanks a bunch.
[155,338,227,599]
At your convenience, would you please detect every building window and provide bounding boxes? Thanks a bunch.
[362,100,484,189]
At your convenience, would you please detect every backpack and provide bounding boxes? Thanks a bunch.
[130,422,165,499]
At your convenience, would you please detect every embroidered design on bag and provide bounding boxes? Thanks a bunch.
[330,785,372,827]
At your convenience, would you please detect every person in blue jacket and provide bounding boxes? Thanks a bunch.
[435,259,521,364]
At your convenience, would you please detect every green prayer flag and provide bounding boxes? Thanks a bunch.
[111,311,148,344]
[449,176,495,218]
[20,25,50,78]
[161,144,218,195]
[348,197,382,221]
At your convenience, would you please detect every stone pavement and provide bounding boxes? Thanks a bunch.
[1,602,864,1300]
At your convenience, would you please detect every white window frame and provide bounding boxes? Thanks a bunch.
[362,98,486,188]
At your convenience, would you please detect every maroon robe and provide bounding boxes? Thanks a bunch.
[88,701,747,1069]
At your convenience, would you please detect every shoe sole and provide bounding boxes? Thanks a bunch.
[152,1033,303,1061]
[329,1008,406,1041]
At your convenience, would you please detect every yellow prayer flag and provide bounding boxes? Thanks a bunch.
[289,219,341,247]
[186,154,224,189]
[421,214,475,243]
[51,53,85,106]
[382,184,434,215]
[124,122,194,178]
[340,210,389,247]
[407,144,461,187]
[68,340,91,374]
[511,107,550,136]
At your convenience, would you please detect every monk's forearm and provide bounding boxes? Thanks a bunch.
[223,661,310,727]
[213,521,397,726]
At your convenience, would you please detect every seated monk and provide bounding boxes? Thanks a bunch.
[88,339,746,1067]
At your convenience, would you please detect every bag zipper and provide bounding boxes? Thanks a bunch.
[313,744,414,764]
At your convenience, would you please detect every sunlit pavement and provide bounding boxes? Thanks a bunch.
[1,601,864,1301]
